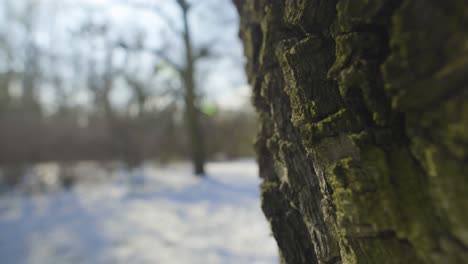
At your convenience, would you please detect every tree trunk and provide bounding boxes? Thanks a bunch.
[234,1,468,263]
[181,1,206,175]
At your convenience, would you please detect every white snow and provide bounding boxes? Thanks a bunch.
[0,160,278,264]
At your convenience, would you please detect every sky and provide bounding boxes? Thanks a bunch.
[0,0,249,111]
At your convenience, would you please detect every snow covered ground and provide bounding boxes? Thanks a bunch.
[0,160,278,264]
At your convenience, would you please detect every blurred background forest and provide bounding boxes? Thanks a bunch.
[0,0,257,190]
[0,1,277,263]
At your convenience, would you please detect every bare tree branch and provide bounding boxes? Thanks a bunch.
[118,40,184,76]
[193,36,223,61]
[117,0,183,36]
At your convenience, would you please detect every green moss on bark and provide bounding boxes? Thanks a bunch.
[235,0,468,263]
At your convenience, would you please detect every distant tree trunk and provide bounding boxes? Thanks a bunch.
[235,1,468,263]
[180,0,206,175]
[0,71,12,111]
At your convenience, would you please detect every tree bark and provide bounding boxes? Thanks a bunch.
[234,0,468,263]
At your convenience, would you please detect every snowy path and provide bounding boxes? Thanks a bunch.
[0,160,278,264]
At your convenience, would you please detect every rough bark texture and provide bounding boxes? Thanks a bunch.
[234,1,468,263]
